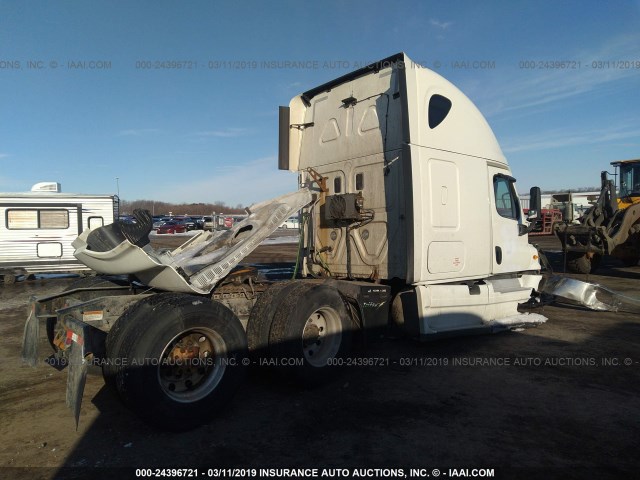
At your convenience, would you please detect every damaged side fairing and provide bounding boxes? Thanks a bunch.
[541,275,640,313]
[73,189,312,294]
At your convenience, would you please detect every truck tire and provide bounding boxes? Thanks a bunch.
[566,253,599,274]
[246,281,314,360]
[268,284,352,384]
[246,281,297,357]
[104,293,247,431]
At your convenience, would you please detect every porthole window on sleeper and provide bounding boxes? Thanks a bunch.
[428,94,452,129]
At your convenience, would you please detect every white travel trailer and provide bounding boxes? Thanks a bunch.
[0,182,117,284]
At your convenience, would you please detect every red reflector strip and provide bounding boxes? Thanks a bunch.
[65,330,84,346]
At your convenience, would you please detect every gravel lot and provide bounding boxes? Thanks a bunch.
[0,233,638,480]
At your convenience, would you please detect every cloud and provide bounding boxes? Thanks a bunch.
[0,153,9,159]
[156,156,298,206]
[192,128,250,138]
[475,32,640,118]
[117,128,160,137]
[430,19,453,30]
[501,122,640,153]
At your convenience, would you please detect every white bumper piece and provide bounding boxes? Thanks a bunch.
[73,189,312,294]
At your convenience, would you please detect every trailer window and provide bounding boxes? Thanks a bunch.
[88,216,104,229]
[493,176,519,220]
[7,209,69,229]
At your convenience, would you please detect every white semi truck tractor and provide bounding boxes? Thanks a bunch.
[22,53,544,431]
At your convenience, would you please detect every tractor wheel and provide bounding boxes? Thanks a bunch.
[103,293,247,431]
[268,284,353,384]
[246,281,312,359]
[566,253,600,274]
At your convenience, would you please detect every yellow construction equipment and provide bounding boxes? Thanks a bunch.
[555,159,640,273]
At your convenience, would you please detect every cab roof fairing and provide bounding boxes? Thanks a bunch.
[285,52,508,172]
[404,60,507,164]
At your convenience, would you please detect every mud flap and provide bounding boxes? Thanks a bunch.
[21,306,39,367]
[65,335,88,429]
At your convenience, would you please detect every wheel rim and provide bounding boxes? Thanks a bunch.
[301,307,342,367]
[157,327,226,403]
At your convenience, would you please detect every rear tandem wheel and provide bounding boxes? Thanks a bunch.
[566,252,601,274]
[268,283,354,384]
[103,293,247,431]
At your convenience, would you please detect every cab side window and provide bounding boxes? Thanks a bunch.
[493,176,519,220]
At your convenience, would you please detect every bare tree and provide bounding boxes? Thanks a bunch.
[120,199,246,216]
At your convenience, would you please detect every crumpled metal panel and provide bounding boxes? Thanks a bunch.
[73,189,312,294]
[541,275,640,313]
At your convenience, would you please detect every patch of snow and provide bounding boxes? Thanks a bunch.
[260,235,299,245]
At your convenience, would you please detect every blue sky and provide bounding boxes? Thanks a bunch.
[1,0,639,205]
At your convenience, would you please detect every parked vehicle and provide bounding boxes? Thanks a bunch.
[190,216,205,230]
[0,182,117,284]
[202,215,235,231]
[23,53,543,431]
[156,221,187,234]
[202,216,214,231]
[152,217,172,230]
[280,216,300,229]
[222,216,234,228]
[169,216,196,231]
[555,159,640,273]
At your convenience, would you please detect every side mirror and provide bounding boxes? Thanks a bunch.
[519,186,542,236]
[527,186,542,222]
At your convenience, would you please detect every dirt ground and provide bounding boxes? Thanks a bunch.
[0,233,638,480]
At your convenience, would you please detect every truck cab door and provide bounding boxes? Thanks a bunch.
[488,167,531,274]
